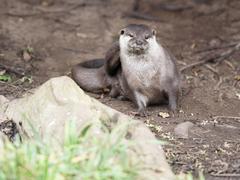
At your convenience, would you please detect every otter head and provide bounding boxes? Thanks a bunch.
[119,24,156,55]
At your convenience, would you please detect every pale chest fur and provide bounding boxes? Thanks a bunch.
[119,39,177,92]
[120,53,161,88]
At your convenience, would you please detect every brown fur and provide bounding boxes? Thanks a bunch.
[71,24,180,115]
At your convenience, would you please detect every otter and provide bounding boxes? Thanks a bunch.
[71,24,180,116]
[71,43,121,97]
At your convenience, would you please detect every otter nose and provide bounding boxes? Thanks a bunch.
[136,40,144,45]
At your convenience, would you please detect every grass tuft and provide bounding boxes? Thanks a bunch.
[0,121,139,180]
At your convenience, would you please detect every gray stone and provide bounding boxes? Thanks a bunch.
[174,121,194,139]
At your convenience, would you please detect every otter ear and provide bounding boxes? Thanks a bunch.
[152,29,156,36]
[119,29,125,35]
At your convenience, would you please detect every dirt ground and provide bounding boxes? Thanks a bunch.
[0,0,240,179]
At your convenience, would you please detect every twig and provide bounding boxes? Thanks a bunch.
[152,3,193,12]
[2,11,81,28]
[0,81,30,92]
[180,42,240,72]
[0,63,25,76]
[194,8,225,19]
[224,60,235,70]
[180,56,214,72]
[216,42,240,64]
[2,12,41,17]
[204,64,219,76]
[214,77,223,90]
[233,78,239,87]
[44,16,81,27]
[1,9,67,18]
[123,11,164,22]
[211,173,240,177]
[1,2,95,18]
[214,124,239,129]
[177,60,187,66]
[60,47,89,54]
[214,116,240,120]
[36,2,88,13]
[194,42,239,54]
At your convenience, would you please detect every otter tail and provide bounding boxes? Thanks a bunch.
[71,59,109,93]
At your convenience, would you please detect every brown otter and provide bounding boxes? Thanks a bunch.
[71,24,180,116]
[71,44,121,98]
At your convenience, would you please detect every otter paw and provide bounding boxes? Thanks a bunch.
[129,110,148,117]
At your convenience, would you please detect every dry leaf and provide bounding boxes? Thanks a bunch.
[23,51,31,61]
[191,43,196,49]
[234,75,240,81]
[0,70,6,75]
[236,93,240,100]
[158,112,170,118]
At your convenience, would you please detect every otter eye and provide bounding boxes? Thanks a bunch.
[145,35,151,39]
[120,30,125,35]
[152,29,156,36]
[128,33,134,38]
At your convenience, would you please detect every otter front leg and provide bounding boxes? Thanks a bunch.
[167,88,178,112]
[133,91,148,117]
[105,42,121,76]
[109,87,120,98]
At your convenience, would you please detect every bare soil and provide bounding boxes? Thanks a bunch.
[0,0,239,179]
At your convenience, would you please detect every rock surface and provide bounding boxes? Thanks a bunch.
[174,121,194,139]
[0,76,175,180]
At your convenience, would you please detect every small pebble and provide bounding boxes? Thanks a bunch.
[174,121,194,139]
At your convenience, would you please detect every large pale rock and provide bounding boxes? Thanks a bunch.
[1,76,175,180]
[0,133,5,154]
[0,95,9,122]
[0,95,9,154]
